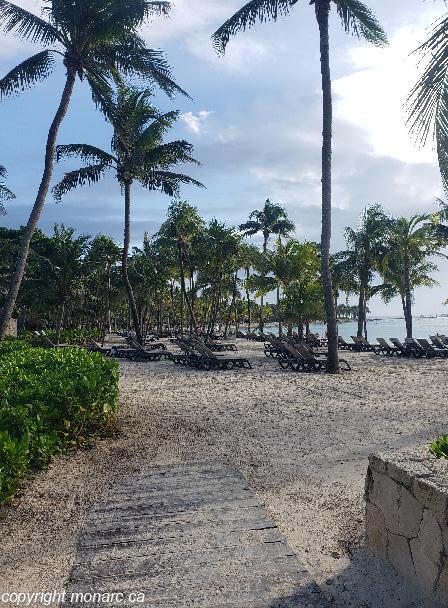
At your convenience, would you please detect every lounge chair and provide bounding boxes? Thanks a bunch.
[179,339,252,370]
[416,338,448,359]
[376,338,400,356]
[263,335,286,358]
[389,338,421,358]
[338,336,359,351]
[278,342,351,372]
[205,337,238,352]
[126,340,171,361]
[430,336,448,350]
[87,338,112,356]
[126,336,167,350]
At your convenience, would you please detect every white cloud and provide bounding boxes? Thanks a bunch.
[333,10,441,165]
[180,110,213,134]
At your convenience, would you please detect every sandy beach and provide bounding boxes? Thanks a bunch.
[1,339,446,607]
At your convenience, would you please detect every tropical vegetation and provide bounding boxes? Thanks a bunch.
[0,340,118,505]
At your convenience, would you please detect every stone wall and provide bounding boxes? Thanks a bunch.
[365,447,448,603]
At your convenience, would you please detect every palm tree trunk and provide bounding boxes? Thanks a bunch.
[259,234,268,331]
[277,284,283,337]
[177,243,198,335]
[122,181,143,344]
[403,253,413,338]
[357,288,364,337]
[0,69,77,345]
[245,268,251,331]
[316,0,339,373]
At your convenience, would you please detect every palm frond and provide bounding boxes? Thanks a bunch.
[0,50,55,98]
[408,14,448,147]
[135,111,179,149]
[141,171,205,196]
[52,164,111,201]
[334,0,388,46]
[143,141,199,169]
[0,165,6,179]
[239,220,262,236]
[0,0,60,44]
[111,43,189,98]
[56,144,116,166]
[84,63,116,112]
[212,0,299,55]
[0,184,15,202]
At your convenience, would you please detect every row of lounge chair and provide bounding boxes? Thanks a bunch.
[264,334,351,372]
[338,335,448,358]
[170,338,251,370]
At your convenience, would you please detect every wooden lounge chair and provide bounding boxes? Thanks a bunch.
[126,336,167,350]
[205,337,238,352]
[87,338,112,356]
[186,339,252,370]
[338,336,359,351]
[355,336,378,352]
[389,338,421,358]
[278,342,351,372]
[430,336,448,350]
[416,338,448,359]
[127,340,171,361]
[376,338,400,356]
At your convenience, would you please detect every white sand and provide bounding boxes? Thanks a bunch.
[1,339,446,607]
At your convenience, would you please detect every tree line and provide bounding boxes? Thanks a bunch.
[2,199,446,343]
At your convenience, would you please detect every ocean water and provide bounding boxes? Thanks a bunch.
[266,317,448,341]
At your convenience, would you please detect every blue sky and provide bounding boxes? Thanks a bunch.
[1,0,447,315]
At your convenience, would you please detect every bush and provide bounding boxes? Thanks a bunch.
[18,328,103,346]
[430,435,448,460]
[0,341,119,504]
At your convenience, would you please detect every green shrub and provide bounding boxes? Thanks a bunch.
[0,341,119,504]
[430,435,448,460]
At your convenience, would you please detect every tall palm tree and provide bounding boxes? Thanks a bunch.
[0,166,15,215]
[239,199,294,330]
[213,0,387,372]
[53,87,203,344]
[0,0,187,345]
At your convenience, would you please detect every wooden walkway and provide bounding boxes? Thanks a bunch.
[66,462,330,607]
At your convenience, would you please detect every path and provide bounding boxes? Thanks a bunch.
[65,462,331,607]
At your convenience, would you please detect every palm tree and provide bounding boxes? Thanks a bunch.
[342,204,391,338]
[42,225,90,343]
[53,87,203,344]
[239,199,295,330]
[380,214,443,338]
[0,165,15,215]
[213,0,387,372]
[158,201,205,334]
[0,0,187,345]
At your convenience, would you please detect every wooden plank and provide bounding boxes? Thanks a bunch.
[65,463,330,607]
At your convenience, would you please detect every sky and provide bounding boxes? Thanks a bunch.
[0,0,447,316]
